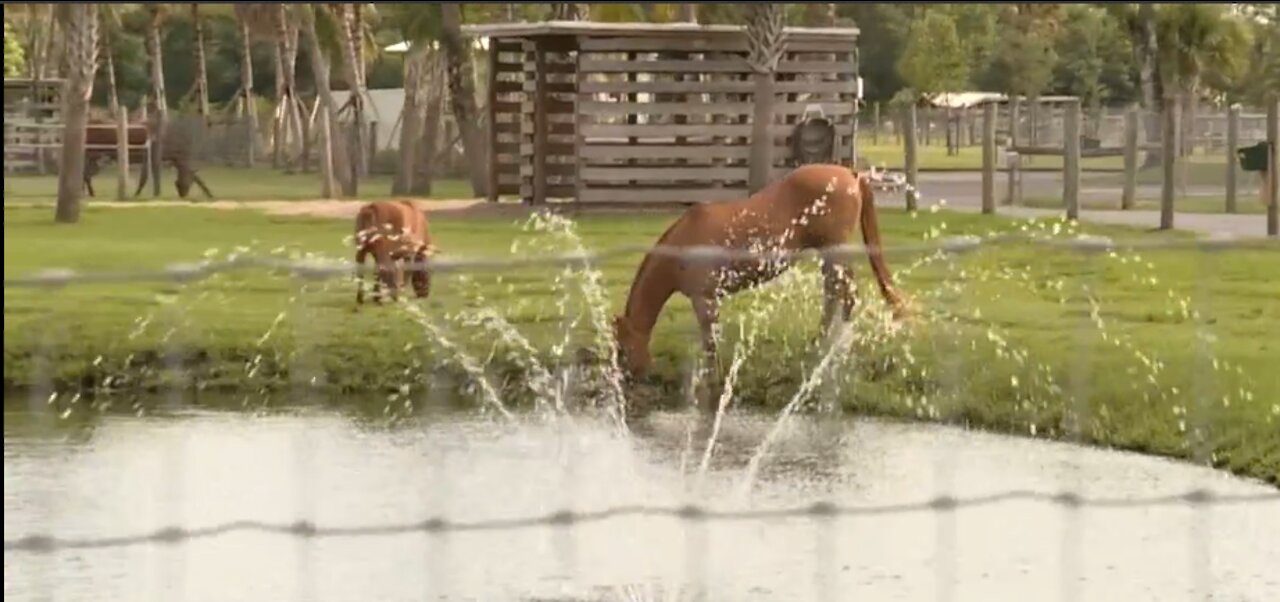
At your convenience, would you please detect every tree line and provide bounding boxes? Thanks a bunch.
[3,4,1277,223]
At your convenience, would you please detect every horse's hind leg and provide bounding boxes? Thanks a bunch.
[821,258,857,336]
[133,161,149,198]
[410,248,431,299]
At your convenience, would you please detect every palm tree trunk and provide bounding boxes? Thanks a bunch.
[102,27,119,115]
[549,4,588,20]
[300,6,348,197]
[274,6,304,173]
[271,40,285,168]
[55,4,99,224]
[802,3,836,27]
[394,45,429,195]
[413,54,444,196]
[145,6,167,196]
[746,4,785,193]
[442,3,488,197]
[329,4,366,194]
[237,16,260,168]
[190,4,210,124]
[1137,3,1161,169]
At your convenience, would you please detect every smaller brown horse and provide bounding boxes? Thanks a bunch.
[81,120,213,200]
[613,164,907,379]
[354,200,436,305]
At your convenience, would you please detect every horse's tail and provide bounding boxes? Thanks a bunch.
[858,175,905,315]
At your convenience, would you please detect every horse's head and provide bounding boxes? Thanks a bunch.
[612,315,651,378]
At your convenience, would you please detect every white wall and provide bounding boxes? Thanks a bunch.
[332,88,406,151]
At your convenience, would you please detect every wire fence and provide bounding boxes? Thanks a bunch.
[4,230,1279,600]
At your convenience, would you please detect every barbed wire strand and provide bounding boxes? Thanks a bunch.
[4,235,1276,290]
[6,490,1276,555]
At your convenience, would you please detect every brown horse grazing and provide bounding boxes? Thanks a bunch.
[612,163,907,379]
[81,120,213,200]
[354,201,437,305]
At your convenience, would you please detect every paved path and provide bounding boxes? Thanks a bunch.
[877,172,1275,240]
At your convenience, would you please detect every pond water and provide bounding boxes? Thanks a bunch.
[4,406,1278,602]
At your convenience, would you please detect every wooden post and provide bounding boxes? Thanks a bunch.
[115,107,131,200]
[1122,106,1139,210]
[531,42,548,205]
[1006,152,1020,205]
[1008,97,1020,150]
[1160,97,1180,230]
[573,46,587,204]
[905,104,919,211]
[982,102,995,214]
[871,101,880,145]
[1225,104,1239,214]
[486,42,500,203]
[1064,100,1081,220]
[367,120,378,172]
[1267,100,1278,237]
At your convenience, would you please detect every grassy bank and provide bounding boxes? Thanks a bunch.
[3,205,1278,484]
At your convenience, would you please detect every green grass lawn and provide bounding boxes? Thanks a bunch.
[4,205,1278,484]
[2,166,477,203]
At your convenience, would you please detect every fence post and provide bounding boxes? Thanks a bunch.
[115,107,130,200]
[1225,104,1239,214]
[904,104,919,211]
[1268,100,1278,237]
[1064,100,1081,220]
[1161,97,1180,230]
[368,120,378,172]
[871,101,880,145]
[1122,106,1139,210]
[982,102,995,214]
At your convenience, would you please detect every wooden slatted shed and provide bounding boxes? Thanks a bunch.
[463,21,861,205]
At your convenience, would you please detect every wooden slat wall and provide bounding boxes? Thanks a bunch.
[572,33,858,204]
[520,37,580,202]
[491,38,525,197]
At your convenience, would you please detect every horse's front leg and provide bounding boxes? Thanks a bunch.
[820,258,857,337]
[691,295,722,415]
[354,246,369,306]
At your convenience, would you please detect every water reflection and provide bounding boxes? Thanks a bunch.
[5,406,1278,602]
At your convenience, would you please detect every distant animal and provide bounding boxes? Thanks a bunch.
[612,164,907,379]
[354,200,436,305]
[81,120,213,200]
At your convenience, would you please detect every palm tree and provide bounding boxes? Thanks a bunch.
[1155,4,1250,156]
[142,5,168,196]
[549,4,588,21]
[441,3,488,197]
[383,3,442,195]
[231,7,262,168]
[745,4,786,193]
[298,4,350,198]
[327,3,369,194]
[190,4,210,124]
[99,7,121,115]
[54,4,100,224]
[801,3,836,27]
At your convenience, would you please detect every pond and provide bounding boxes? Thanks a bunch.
[4,404,1278,602]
